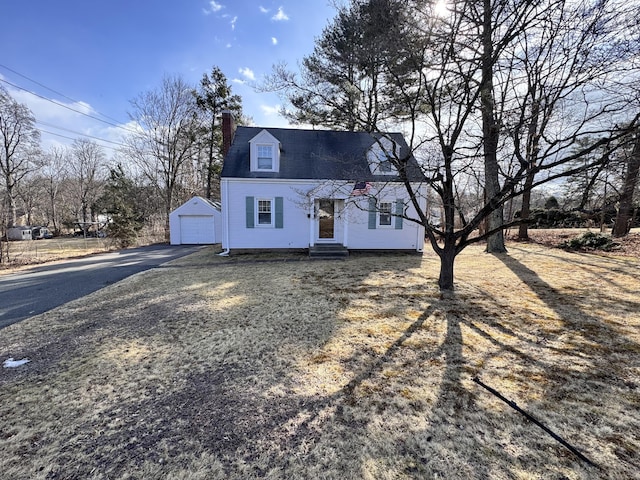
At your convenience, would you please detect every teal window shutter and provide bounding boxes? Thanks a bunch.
[395,200,404,229]
[368,198,377,229]
[275,197,284,228]
[246,196,255,228]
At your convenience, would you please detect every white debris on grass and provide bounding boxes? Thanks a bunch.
[3,358,30,368]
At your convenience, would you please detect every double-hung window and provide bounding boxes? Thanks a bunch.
[257,145,273,170]
[369,198,403,230]
[379,202,392,226]
[378,157,393,173]
[257,199,272,225]
[378,151,394,174]
[246,196,284,229]
[250,130,280,172]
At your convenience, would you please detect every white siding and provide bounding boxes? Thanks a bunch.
[222,179,426,251]
[346,185,426,251]
[223,179,312,249]
[169,196,222,245]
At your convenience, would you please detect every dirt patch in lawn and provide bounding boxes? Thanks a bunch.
[0,241,638,479]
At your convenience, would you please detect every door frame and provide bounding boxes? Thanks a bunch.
[314,198,344,244]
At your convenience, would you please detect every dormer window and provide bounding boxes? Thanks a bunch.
[379,157,393,173]
[368,137,397,175]
[257,145,273,169]
[250,129,280,172]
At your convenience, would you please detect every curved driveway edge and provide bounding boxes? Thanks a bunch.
[0,244,204,329]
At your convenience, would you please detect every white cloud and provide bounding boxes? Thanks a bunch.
[232,78,245,85]
[260,104,281,116]
[2,80,131,150]
[230,15,238,30]
[259,6,269,13]
[203,0,223,14]
[272,6,289,21]
[238,67,255,81]
[271,37,278,45]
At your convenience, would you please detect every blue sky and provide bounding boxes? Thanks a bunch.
[0,0,337,152]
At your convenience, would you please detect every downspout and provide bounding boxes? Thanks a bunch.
[343,198,349,248]
[218,111,235,257]
[218,178,230,256]
[309,196,315,247]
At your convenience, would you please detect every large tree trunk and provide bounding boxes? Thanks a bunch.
[438,238,457,291]
[4,173,17,228]
[612,133,640,237]
[517,170,535,239]
[7,192,17,228]
[481,0,506,253]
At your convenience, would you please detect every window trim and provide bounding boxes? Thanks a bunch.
[368,140,398,175]
[256,144,274,170]
[249,130,280,173]
[256,197,274,227]
[368,198,404,230]
[378,201,393,227]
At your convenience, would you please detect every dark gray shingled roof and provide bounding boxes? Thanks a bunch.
[220,126,426,182]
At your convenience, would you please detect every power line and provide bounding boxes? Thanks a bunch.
[35,120,130,148]
[0,77,139,135]
[36,128,121,152]
[0,63,129,128]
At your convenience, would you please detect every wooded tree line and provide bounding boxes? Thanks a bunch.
[0,67,243,249]
[268,0,640,290]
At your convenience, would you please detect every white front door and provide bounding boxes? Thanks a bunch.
[315,199,344,244]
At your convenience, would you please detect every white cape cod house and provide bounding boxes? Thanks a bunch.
[219,115,427,254]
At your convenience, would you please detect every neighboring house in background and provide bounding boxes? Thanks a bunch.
[6,226,32,241]
[169,196,222,245]
[219,113,427,254]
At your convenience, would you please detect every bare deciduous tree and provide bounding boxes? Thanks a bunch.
[270,0,640,291]
[124,75,200,238]
[612,130,640,237]
[40,146,69,234]
[0,85,41,228]
[68,139,105,229]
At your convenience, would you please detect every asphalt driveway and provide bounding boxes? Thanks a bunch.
[0,244,203,329]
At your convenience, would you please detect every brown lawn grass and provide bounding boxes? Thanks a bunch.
[0,240,638,479]
[1,234,165,271]
[0,238,114,270]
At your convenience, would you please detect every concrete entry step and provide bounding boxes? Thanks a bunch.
[309,243,349,259]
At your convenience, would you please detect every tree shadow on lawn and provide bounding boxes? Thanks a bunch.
[0,254,425,478]
[3,251,637,478]
[507,244,640,297]
[490,252,640,475]
[257,253,639,478]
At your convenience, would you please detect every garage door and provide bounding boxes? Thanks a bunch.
[180,215,215,244]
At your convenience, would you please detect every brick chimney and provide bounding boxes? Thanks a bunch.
[221,110,235,157]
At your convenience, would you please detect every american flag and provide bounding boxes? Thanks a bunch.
[351,181,372,196]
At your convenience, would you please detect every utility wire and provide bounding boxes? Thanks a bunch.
[36,120,129,148]
[36,128,121,152]
[0,77,139,135]
[0,63,129,128]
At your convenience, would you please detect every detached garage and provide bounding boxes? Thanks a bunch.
[169,196,222,245]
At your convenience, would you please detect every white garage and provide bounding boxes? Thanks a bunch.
[169,196,222,245]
